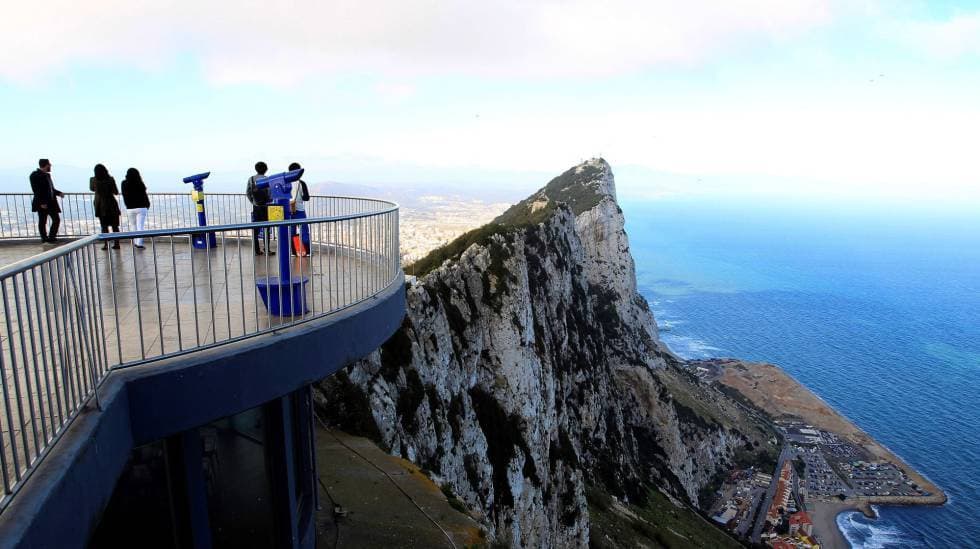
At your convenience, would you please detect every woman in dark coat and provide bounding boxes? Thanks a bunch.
[89,164,121,249]
[121,168,151,249]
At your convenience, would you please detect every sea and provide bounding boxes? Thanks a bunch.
[622,197,980,548]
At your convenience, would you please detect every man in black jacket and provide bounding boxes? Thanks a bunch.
[30,158,64,243]
[246,161,274,255]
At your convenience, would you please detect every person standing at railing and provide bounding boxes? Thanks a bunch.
[288,162,311,256]
[90,164,122,250]
[29,158,65,243]
[121,167,151,249]
[246,161,275,255]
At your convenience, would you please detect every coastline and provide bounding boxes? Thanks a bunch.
[808,500,856,549]
[704,359,946,547]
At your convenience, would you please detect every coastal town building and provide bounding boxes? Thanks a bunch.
[712,506,738,526]
[767,461,795,524]
[755,472,773,488]
[788,511,814,537]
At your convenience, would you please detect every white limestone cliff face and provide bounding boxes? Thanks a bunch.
[316,159,771,548]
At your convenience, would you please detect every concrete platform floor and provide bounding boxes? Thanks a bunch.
[314,426,484,549]
[0,237,391,493]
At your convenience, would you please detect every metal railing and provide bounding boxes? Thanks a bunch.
[0,195,399,512]
[0,192,391,240]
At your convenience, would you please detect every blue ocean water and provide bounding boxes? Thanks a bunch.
[622,197,980,548]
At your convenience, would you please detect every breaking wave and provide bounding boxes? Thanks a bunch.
[659,332,722,360]
[837,511,924,548]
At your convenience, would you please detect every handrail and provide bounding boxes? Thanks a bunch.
[0,235,98,279]
[0,194,400,513]
[0,192,394,241]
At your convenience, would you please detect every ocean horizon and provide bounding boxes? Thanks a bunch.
[623,196,980,548]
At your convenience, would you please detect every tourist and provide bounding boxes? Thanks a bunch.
[29,158,64,243]
[121,167,150,249]
[288,162,310,255]
[246,161,274,255]
[90,164,121,250]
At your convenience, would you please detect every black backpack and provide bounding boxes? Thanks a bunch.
[300,180,310,201]
[252,182,271,205]
[247,176,271,205]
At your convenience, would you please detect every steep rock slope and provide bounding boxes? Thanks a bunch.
[316,159,775,547]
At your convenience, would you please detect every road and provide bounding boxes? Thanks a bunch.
[751,446,793,544]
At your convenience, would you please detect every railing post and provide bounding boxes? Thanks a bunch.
[65,250,102,412]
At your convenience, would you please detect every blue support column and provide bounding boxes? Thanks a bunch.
[166,430,213,549]
[181,430,214,549]
[275,201,292,283]
[261,396,301,548]
[279,396,301,547]
[299,386,318,548]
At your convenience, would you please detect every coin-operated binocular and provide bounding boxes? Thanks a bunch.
[183,172,216,249]
[254,168,308,316]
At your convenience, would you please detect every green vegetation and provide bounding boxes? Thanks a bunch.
[396,368,426,432]
[793,457,806,478]
[713,381,768,417]
[698,470,727,509]
[316,370,383,444]
[673,399,716,430]
[585,485,613,512]
[440,482,468,514]
[734,446,780,474]
[407,161,608,277]
[494,161,606,226]
[588,486,742,549]
[408,223,508,278]
[378,317,414,382]
[659,364,780,456]
[657,368,727,430]
[699,445,781,506]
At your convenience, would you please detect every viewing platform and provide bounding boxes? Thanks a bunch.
[0,192,405,548]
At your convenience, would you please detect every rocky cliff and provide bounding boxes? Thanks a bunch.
[315,159,776,548]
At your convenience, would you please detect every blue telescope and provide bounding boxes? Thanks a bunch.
[253,168,303,203]
[254,168,309,316]
[183,171,216,249]
[182,171,211,189]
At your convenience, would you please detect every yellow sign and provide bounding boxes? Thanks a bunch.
[268,205,284,221]
[196,203,204,213]
[191,190,204,201]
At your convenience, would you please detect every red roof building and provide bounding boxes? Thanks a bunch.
[789,511,814,537]
[767,461,795,523]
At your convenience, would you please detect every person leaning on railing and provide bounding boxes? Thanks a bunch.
[29,157,65,243]
[121,167,151,249]
[246,161,275,256]
[90,163,122,250]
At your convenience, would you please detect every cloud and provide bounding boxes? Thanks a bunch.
[372,81,418,103]
[887,11,980,59]
[321,93,980,202]
[1,0,834,85]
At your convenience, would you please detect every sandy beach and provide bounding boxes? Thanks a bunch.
[712,360,946,504]
[808,500,853,549]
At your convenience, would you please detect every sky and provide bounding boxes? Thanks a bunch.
[1,1,978,206]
